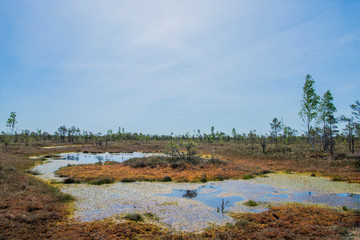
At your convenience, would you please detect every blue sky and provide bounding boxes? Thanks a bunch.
[0,0,359,135]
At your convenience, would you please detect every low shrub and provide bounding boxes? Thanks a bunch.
[26,169,40,175]
[161,176,172,182]
[333,153,346,160]
[57,193,75,202]
[243,200,259,207]
[123,213,144,222]
[63,177,80,184]
[332,176,346,182]
[121,178,136,183]
[200,177,208,183]
[355,159,360,170]
[242,174,255,180]
[89,178,115,185]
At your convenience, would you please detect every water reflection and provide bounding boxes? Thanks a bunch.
[162,181,360,212]
[59,152,164,164]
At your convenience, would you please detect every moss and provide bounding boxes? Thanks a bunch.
[121,178,136,183]
[243,200,259,207]
[242,174,255,180]
[123,213,144,222]
[331,176,346,182]
[88,178,115,185]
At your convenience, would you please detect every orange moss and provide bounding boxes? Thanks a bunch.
[56,162,253,182]
[202,204,360,239]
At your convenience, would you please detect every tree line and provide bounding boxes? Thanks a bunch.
[1,74,360,155]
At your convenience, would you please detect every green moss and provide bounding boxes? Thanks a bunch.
[242,174,255,180]
[88,178,115,185]
[243,200,259,207]
[121,178,136,183]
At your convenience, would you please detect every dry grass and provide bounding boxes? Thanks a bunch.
[56,161,253,182]
[1,141,360,239]
[41,204,360,240]
[56,141,360,183]
[201,204,360,240]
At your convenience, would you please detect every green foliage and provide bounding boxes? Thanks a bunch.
[123,155,224,169]
[182,140,198,161]
[243,200,259,207]
[121,178,136,183]
[165,140,180,158]
[88,178,115,185]
[6,112,17,143]
[57,193,75,202]
[350,100,360,120]
[299,74,320,148]
[63,177,80,184]
[242,174,255,180]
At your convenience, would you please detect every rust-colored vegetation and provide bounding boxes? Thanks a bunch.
[0,152,69,240]
[56,156,255,183]
[201,204,360,240]
[55,140,360,183]
[1,142,360,239]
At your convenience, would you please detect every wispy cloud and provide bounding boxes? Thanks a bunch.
[0,0,359,134]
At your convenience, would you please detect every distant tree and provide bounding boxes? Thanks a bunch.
[248,130,257,150]
[210,126,215,143]
[339,115,355,153]
[350,100,360,119]
[7,112,17,143]
[232,127,238,143]
[283,125,297,144]
[166,140,180,158]
[299,74,320,149]
[259,135,267,154]
[318,90,337,154]
[182,140,197,161]
[58,125,67,143]
[350,100,360,134]
[270,118,283,149]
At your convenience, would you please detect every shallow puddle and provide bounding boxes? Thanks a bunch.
[32,152,360,232]
[33,152,162,181]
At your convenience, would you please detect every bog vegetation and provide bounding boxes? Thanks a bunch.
[1,74,360,239]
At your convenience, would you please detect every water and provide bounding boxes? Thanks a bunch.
[161,184,243,212]
[59,152,163,164]
[33,152,164,181]
[32,152,360,231]
[161,180,360,211]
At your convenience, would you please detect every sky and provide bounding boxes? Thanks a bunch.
[0,0,359,136]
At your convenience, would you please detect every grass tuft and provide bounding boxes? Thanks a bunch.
[26,169,41,175]
[121,178,136,183]
[123,213,144,222]
[88,178,115,185]
[331,176,346,182]
[242,174,255,180]
[243,200,259,207]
